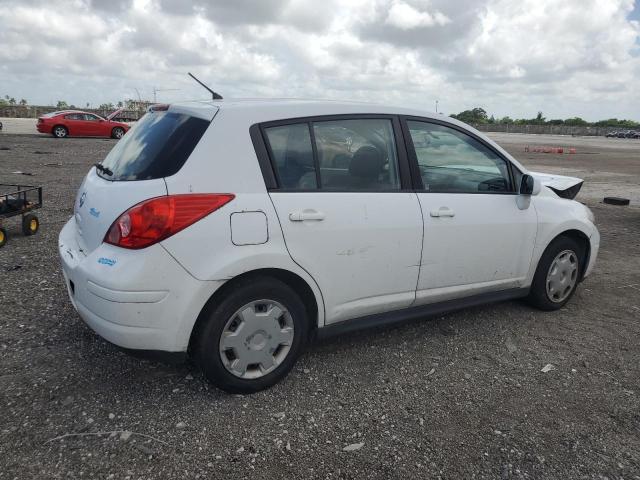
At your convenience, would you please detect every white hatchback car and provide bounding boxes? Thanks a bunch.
[59,99,599,393]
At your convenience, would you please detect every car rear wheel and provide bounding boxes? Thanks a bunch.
[194,276,309,393]
[527,236,582,311]
[52,125,68,138]
[111,127,125,139]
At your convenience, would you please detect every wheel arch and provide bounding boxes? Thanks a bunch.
[548,229,591,281]
[188,267,320,353]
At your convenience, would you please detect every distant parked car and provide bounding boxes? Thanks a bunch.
[632,131,640,139]
[616,131,628,138]
[605,131,617,138]
[37,109,130,139]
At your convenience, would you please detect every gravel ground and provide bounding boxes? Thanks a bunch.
[0,132,639,479]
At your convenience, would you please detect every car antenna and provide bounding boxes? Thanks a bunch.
[188,72,223,100]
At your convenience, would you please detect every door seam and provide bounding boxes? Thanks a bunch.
[266,193,327,328]
[411,192,426,307]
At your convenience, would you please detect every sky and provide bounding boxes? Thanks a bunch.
[0,0,639,120]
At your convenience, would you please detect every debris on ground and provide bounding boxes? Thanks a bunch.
[343,443,365,452]
[603,197,630,206]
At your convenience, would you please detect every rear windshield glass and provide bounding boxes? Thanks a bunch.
[41,111,68,118]
[97,111,210,181]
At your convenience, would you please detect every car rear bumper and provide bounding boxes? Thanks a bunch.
[58,217,222,352]
[36,124,48,133]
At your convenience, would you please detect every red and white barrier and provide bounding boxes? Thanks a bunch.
[525,146,575,154]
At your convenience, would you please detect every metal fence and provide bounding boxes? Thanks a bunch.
[472,123,620,137]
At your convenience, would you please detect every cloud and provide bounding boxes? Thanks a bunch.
[0,0,638,120]
[385,1,451,29]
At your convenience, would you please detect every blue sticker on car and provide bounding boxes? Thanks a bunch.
[98,257,117,266]
[89,207,100,218]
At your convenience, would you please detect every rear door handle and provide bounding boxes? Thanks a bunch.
[289,209,325,222]
[430,207,455,218]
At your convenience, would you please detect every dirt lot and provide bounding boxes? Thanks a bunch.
[0,132,638,480]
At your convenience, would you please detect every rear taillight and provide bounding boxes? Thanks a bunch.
[104,194,234,249]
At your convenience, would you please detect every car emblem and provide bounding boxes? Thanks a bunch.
[79,192,86,208]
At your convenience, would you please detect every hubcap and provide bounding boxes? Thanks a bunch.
[546,250,578,303]
[114,129,123,138]
[55,127,66,137]
[219,300,294,380]
[30,219,37,231]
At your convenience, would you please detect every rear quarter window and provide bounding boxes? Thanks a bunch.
[98,111,210,181]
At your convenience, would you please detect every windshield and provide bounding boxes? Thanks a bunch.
[97,111,210,181]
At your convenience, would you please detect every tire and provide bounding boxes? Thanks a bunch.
[603,197,630,206]
[194,276,310,394]
[111,127,125,139]
[527,236,583,311]
[52,125,68,138]
[0,227,7,248]
[22,214,39,236]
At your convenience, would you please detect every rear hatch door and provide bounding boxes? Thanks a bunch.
[74,172,167,253]
[75,106,216,253]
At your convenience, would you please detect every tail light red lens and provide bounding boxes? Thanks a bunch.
[104,194,234,249]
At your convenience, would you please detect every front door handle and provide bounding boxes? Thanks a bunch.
[289,209,325,222]
[430,207,455,218]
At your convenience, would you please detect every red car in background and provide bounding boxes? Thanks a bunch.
[36,109,130,139]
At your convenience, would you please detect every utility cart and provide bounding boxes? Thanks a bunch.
[0,184,43,248]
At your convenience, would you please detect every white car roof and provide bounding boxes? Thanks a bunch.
[171,98,439,120]
[167,98,528,173]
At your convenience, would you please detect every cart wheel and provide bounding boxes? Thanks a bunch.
[0,227,7,248]
[22,215,39,236]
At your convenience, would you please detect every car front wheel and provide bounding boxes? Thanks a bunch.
[527,236,583,311]
[194,276,310,393]
[111,127,125,139]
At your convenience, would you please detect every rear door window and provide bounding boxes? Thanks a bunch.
[263,118,401,191]
[313,118,400,191]
[98,111,210,181]
[264,123,316,189]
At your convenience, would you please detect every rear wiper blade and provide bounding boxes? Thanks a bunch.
[94,163,113,176]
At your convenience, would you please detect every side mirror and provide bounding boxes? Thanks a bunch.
[517,174,541,209]
[520,174,534,195]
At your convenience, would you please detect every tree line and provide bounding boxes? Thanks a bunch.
[450,107,639,128]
